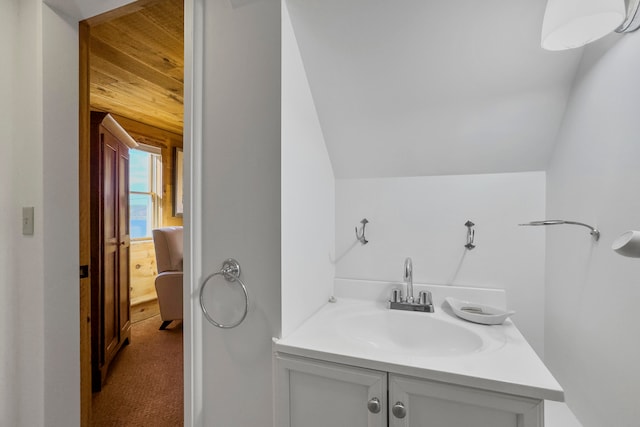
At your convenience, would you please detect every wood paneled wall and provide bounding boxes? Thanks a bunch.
[130,240,157,305]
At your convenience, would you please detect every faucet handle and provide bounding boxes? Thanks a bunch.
[418,291,432,306]
[390,288,402,303]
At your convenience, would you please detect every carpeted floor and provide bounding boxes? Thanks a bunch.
[92,315,183,426]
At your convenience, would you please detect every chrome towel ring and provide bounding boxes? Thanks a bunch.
[199,258,249,329]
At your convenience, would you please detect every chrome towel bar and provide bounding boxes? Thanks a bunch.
[519,220,600,241]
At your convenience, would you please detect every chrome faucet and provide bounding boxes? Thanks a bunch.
[403,257,414,303]
[389,257,434,313]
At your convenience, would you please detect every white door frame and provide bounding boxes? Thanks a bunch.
[183,0,203,424]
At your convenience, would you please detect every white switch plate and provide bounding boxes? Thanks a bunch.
[22,207,34,235]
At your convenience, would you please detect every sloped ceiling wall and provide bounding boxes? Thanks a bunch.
[286,0,584,178]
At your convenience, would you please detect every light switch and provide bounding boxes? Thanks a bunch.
[22,207,34,235]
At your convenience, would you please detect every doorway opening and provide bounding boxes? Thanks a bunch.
[79,0,185,424]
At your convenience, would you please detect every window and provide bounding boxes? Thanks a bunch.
[129,145,162,239]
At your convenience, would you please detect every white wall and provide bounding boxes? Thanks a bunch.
[42,5,81,424]
[199,0,281,426]
[0,1,18,425]
[281,0,335,337]
[336,172,546,354]
[14,1,45,425]
[545,32,640,427]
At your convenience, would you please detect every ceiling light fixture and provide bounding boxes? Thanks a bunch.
[541,0,640,51]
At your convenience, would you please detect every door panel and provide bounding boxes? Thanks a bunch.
[102,136,119,358]
[402,392,516,427]
[389,374,543,427]
[118,144,130,335]
[198,0,281,425]
[276,355,386,427]
[290,371,374,427]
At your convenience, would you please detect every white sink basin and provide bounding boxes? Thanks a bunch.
[338,309,486,357]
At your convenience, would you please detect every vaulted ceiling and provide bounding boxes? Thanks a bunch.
[286,0,584,178]
[89,0,183,135]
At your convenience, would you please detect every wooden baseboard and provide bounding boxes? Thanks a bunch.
[131,299,160,323]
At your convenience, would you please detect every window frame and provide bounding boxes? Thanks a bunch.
[129,144,162,241]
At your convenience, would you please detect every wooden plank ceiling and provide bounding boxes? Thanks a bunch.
[90,0,184,135]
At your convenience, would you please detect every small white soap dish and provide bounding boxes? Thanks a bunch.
[445,297,515,325]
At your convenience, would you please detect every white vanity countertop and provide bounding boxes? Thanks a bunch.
[275,296,564,402]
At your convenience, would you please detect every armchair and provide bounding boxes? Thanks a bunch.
[152,226,183,330]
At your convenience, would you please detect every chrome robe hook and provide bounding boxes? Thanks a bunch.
[465,220,476,250]
[356,218,369,245]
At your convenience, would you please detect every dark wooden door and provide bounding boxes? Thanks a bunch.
[90,112,132,391]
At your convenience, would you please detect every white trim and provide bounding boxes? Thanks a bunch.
[183,0,203,425]
[133,142,161,155]
[101,113,139,149]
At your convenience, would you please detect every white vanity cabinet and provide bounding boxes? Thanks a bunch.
[275,354,544,427]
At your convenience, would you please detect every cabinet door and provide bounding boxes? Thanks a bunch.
[276,355,386,427]
[389,374,543,427]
